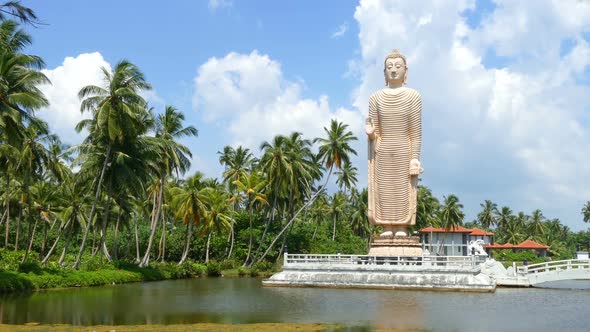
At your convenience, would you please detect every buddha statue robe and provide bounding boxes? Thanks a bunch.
[367,87,422,229]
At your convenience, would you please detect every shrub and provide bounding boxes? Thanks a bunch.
[18,261,42,274]
[0,272,34,294]
[220,259,237,270]
[206,261,221,277]
[237,267,248,277]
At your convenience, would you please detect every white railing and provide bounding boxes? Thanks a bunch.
[517,259,590,274]
[284,254,485,269]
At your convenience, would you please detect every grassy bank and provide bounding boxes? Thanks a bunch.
[0,323,353,332]
[0,249,277,294]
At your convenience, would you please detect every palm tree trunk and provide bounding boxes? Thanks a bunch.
[96,176,113,262]
[226,218,234,259]
[134,217,140,263]
[332,215,337,241]
[42,217,71,265]
[250,194,278,265]
[14,207,22,251]
[73,144,111,269]
[243,206,254,266]
[22,218,38,263]
[113,208,122,261]
[58,220,74,266]
[4,174,10,248]
[205,231,212,264]
[255,167,333,265]
[178,222,193,265]
[156,213,166,263]
[40,220,48,258]
[140,175,164,267]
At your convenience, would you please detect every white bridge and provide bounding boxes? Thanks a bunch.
[515,259,590,286]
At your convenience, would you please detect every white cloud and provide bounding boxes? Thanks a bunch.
[208,0,232,10]
[332,23,348,38]
[193,51,363,151]
[352,0,590,229]
[37,52,111,145]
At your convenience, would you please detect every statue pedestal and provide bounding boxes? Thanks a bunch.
[368,235,423,256]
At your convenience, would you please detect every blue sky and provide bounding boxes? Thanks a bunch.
[25,1,590,230]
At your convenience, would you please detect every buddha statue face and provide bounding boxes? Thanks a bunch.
[383,51,407,87]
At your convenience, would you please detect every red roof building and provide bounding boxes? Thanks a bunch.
[419,226,495,256]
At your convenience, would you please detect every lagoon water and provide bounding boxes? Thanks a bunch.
[1,278,590,331]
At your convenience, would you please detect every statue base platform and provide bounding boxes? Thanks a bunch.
[263,254,495,292]
[368,235,423,256]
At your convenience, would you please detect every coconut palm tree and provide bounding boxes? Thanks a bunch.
[335,161,358,194]
[437,194,464,255]
[477,200,497,229]
[0,1,41,26]
[495,206,513,233]
[582,201,590,224]
[232,171,267,266]
[256,120,357,263]
[199,187,232,263]
[416,185,440,230]
[328,192,346,241]
[73,60,151,269]
[527,209,546,241]
[140,105,196,266]
[170,172,207,264]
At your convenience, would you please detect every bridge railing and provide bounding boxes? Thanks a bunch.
[517,259,590,274]
[284,253,485,269]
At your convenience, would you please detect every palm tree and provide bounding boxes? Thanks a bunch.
[477,200,497,229]
[140,105,196,266]
[437,194,464,255]
[415,185,440,230]
[199,187,232,263]
[0,1,41,27]
[350,188,370,240]
[170,172,207,264]
[232,171,267,266]
[328,192,346,241]
[335,161,358,194]
[495,206,513,232]
[582,201,590,224]
[527,209,545,241]
[73,60,151,269]
[0,20,49,144]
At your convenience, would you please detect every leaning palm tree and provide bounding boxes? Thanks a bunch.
[256,119,357,264]
[73,60,151,269]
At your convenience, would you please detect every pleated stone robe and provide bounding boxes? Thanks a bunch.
[367,87,422,230]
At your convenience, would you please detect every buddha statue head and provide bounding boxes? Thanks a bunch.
[383,49,407,87]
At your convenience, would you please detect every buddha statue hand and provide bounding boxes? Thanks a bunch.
[409,159,423,176]
[365,117,375,140]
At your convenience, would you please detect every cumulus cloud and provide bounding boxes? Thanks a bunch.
[37,52,111,145]
[352,0,590,228]
[193,51,363,150]
[332,23,348,38]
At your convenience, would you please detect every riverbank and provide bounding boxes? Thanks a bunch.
[0,323,351,332]
[0,258,274,294]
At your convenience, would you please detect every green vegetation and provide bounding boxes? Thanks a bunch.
[1,2,589,295]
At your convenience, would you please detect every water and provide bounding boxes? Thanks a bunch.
[1,278,590,331]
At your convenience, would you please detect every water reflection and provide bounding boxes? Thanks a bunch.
[1,278,590,331]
